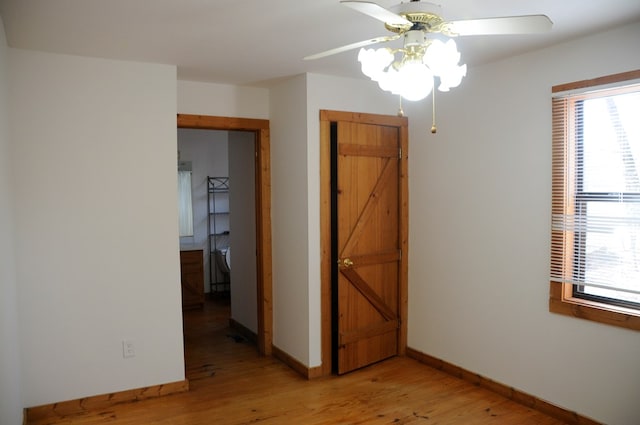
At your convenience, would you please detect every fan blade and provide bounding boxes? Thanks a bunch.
[446,15,552,36]
[304,35,400,60]
[340,1,411,26]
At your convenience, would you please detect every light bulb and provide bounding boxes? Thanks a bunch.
[394,61,434,101]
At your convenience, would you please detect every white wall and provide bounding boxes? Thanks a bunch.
[0,16,23,425]
[407,22,640,425]
[178,80,269,119]
[229,131,258,332]
[178,128,228,292]
[269,74,313,365]
[9,49,184,407]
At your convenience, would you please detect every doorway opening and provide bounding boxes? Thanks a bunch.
[177,114,272,367]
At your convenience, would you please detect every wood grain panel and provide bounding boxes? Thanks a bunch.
[320,110,408,376]
[25,380,188,423]
[552,69,640,93]
[336,119,400,374]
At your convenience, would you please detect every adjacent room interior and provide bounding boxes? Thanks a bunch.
[177,127,260,376]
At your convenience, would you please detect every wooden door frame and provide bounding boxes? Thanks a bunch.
[177,114,272,356]
[319,110,409,376]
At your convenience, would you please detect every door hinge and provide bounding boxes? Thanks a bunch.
[399,147,402,159]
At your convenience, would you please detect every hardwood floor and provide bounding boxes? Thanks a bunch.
[31,297,566,424]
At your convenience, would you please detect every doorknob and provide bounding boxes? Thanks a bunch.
[337,258,354,268]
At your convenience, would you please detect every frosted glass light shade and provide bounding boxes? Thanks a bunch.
[438,63,467,92]
[424,39,467,92]
[357,36,465,101]
[358,48,394,80]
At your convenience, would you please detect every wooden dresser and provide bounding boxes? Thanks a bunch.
[180,248,204,310]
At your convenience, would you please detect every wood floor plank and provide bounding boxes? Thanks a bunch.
[28,297,566,425]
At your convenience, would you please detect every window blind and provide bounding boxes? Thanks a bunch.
[550,81,640,303]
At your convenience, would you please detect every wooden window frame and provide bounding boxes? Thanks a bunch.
[549,69,640,331]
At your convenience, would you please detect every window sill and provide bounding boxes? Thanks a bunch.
[549,282,640,331]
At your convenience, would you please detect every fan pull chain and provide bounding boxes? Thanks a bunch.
[397,95,404,117]
[431,88,437,134]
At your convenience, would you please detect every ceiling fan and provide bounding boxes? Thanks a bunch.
[305,0,552,109]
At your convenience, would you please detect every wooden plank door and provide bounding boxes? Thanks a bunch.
[333,116,406,374]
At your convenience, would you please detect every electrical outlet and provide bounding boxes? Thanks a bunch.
[122,340,135,358]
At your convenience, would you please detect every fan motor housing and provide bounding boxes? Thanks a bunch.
[385,1,445,33]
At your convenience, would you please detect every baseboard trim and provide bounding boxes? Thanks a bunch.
[24,379,189,423]
[272,345,324,379]
[406,347,600,425]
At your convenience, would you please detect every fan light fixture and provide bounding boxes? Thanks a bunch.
[304,1,552,131]
[358,31,467,102]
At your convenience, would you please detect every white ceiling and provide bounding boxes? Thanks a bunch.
[1,0,639,86]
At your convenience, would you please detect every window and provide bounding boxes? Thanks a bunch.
[177,170,194,237]
[550,70,640,331]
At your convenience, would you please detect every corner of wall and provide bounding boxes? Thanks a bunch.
[0,13,25,425]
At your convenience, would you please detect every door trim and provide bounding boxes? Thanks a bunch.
[177,113,273,355]
[319,110,408,376]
